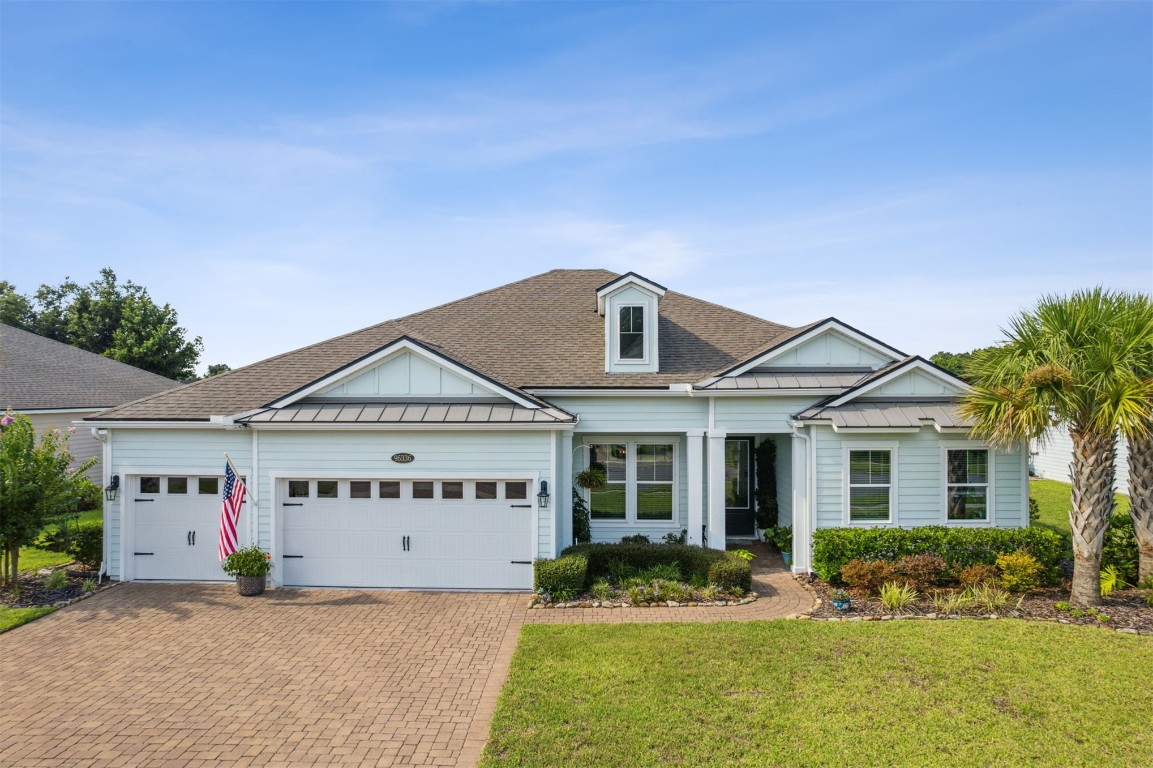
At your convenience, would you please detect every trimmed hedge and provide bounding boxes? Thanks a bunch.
[708,557,752,593]
[534,554,588,596]
[1102,511,1139,585]
[812,525,1066,585]
[560,542,727,586]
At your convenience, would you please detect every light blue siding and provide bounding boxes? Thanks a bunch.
[760,330,891,368]
[714,397,814,433]
[872,369,963,397]
[771,434,793,527]
[318,349,497,397]
[548,396,707,432]
[813,427,1027,529]
[106,429,252,578]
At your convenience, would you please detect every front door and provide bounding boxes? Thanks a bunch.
[725,438,755,537]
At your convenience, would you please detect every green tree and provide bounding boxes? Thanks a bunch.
[1,269,202,380]
[930,347,995,382]
[203,363,232,379]
[960,288,1153,606]
[0,414,97,585]
[1119,293,1153,583]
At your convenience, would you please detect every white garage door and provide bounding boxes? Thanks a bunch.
[132,474,236,581]
[280,478,534,589]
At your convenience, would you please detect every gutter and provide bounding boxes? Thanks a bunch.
[90,427,111,583]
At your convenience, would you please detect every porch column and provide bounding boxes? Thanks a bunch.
[706,429,727,550]
[791,429,812,573]
[686,429,705,545]
[559,429,574,555]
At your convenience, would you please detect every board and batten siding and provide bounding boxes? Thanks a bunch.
[105,429,252,579]
[254,430,555,556]
[1032,426,1131,495]
[813,427,1026,530]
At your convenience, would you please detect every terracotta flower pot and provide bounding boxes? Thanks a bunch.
[236,575,266,596]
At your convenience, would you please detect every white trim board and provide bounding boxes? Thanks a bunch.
[721,320,903,378]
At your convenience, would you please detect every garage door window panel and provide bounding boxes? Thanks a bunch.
[167,477,188,494]
[140,477,160,494]
[288,481,310,498]
[413,482,434,499]
[476,481,497,500]
[379,481,401,499]
[505,482,528,500]
[350,481,371,499]
[316,481,338,499]
[443,481,464,499]
[198,478,218,495]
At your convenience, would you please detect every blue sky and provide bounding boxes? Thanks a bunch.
[2,1,1150,371]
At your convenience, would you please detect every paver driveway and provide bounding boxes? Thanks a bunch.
[0,584,525,767]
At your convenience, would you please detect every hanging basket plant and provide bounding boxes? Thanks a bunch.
[575,465,607,490]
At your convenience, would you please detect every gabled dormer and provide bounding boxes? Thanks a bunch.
[596,272,667,374]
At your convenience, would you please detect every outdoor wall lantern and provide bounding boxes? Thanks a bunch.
[105,474,120,502]
[537,480,550,508]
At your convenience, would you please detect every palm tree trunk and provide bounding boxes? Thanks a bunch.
[1068,427,1116,606]
[1128,428,1153,584]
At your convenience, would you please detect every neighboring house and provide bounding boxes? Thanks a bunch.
[0,323,180,483]
[1032,426,1131,496]
[85,270,1028,589]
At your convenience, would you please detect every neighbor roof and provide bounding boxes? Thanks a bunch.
[91,269,795,421]
[0,324,180,411]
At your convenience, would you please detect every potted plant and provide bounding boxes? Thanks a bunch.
[765,526,793,566]
[830,588,852,612]
[222,545,272,596]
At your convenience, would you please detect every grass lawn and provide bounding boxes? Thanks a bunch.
[1030,478,1130,538]
[483,621,1152,767]
[0,606,56,634]
[16,509,102,572]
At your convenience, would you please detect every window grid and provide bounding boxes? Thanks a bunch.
[848,449,892,522]
[947,449,989,522]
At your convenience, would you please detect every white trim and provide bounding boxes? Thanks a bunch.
[526,388,848,397]
[826,359,970,408]
[706,432,727,549]
[251,430,260,547]
[940,441,996,527]
[21,407,105,415]
[247,422,575,431]
[596,274,667,315]
[723,322,903,378]
[831,425,922,434]
[549,430,557,557]
[1021,442,1030,528]
[686,431,704,545]
[269,338,540,410]
[842,442,899,526]
[612,303,650,365]
[82,421,231,429]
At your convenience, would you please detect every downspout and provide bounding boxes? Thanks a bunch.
[90,427,110,583]
[789,420,813,573]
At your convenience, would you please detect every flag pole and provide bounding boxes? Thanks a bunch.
[223,452,257,505]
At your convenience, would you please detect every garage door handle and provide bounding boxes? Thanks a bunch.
[187,531,192,546]
[282,502,304,507]
[284,555,304,559]
[135,498,154,503]
[509,504,532,508]
[191,531,196,546]
[510,560,531,565]
[134,552,154,556]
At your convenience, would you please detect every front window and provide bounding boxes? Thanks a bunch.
[848,449,891,522]
[618,306,645,360]
[947,449,989,521]
[587,441,675,523]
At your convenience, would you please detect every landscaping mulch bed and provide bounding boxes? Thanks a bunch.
[1,566,113,609]
[803,576,1152,634]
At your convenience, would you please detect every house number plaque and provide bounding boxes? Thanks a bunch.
[391,453,415,464]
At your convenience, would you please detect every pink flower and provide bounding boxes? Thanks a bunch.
[67,426,76,434]
[0,414,13,427]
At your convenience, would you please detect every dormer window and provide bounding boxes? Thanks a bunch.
[619,306,645,360]
[597,272,666,374]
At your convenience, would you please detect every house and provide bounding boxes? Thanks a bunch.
[0,323,180,482]
[1032,426,1131,496]
[84,270,1028,588]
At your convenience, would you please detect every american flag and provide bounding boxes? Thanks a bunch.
[218,459,247,561]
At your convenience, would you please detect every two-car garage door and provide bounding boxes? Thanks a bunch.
[129,474,534,589]
[280,478,534,590]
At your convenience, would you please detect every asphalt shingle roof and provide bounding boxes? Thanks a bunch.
[0,324,180,411]
[92,269,797,421]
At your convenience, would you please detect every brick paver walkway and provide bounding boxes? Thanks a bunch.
[0,546,813,767]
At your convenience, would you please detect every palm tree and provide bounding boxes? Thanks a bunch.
[1120,293,1153,584]
[961,288,1153,606]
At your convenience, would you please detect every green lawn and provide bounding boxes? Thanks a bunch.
[483,621,1152,767]
[16,509,102,572]
[0,606,56,633]
[1030,478,1130,537]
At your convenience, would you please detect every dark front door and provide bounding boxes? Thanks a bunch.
[725,438,755,536]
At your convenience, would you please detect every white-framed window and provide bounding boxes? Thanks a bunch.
[844,444,897,524]
[617,305,646,362]
[585,439,676,524]
[943,444,994,524]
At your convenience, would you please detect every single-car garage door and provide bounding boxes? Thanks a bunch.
[280,478,534,589]
[132,474,235,581]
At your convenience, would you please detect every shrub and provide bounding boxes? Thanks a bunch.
[1101,512,1139,586]
[562,542,727,587]
[879,581,918,612]
[619,534,651,544]
[764,526,792,552]
[68,524,103,569]
[811,525,1065,584]
[728,549,756,562]
[626,579,687,605]
[996,550,1041,593]
[640,563,682,582]
[894,554,947,590]
[1144,591,1153,608]
[71,478,103,513]
[533,554,588,596]
[606,558,638,584]
[839,559,896,594]
[967,582,1010,612]
[931,590,974,615]
[707,555,752,594]
[1099,565,1128,597]
[662,529,688,545]
[44,569,68,590]
[589,578,614,601]
[958,563,999,587]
